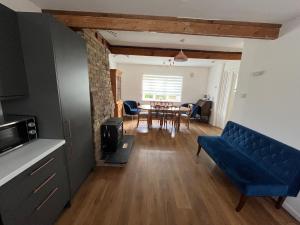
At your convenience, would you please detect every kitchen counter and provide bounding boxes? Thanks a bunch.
[0,139,65,187]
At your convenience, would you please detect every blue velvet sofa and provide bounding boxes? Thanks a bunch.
[197,121,300,211]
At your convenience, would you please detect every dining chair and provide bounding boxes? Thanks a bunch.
[181,103,199,119]
[180,104,193,129]
[172,108,181,131]
[149,104,164,128]
[137,109,149,128]
[163,106,176,129]
[123,100,140,120]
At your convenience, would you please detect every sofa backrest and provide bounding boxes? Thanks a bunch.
[222,121,300,195]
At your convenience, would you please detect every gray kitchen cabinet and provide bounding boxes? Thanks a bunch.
[0,4,28,99]
[0,146,69,225]
[2,13,95,197]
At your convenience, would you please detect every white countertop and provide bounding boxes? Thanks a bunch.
[0,139,65,187]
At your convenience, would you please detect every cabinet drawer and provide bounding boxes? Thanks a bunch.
[2,171,69,225]
[0,146,70,225]
[0,146,68,210]
[31,184,69,225]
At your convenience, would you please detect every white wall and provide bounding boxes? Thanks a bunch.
[117,63,209,104]
[230,17,300,221]
[0,0,41,12]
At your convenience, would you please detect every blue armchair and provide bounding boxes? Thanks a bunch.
[123,100,140,118]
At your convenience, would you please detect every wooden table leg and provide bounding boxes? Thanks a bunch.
[148,110,152,128]
[178,113,181,131]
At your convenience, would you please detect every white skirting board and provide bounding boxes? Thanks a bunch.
[283,202,300,222]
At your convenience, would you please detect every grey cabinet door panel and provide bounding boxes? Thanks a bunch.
[2,13,64,139]
[1,12,94,200]
[0,4,28,99]
[49,18,94,196]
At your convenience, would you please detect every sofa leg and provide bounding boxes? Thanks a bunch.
[197,145,202,156]
[276,196,286,209]
[236,194,248,212]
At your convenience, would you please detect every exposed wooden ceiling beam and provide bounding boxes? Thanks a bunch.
[43,10,281,40]
[109,46,242,60]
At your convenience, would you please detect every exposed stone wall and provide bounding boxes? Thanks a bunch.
[81,29,114,165]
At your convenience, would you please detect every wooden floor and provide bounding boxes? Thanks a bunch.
[56,120,299,225]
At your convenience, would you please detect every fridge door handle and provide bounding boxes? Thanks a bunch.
[64,120,73,157]
[67,119,72,139]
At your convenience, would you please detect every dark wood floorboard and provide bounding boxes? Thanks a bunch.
[55,120,300,225]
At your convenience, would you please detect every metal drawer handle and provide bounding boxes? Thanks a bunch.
[33,173,56,194]
[35,187,59,211]
[30,157,55,176]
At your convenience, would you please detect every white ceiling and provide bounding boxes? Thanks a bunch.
[99,30,244,52]
[111,55,224,68]
[31,0,300,23]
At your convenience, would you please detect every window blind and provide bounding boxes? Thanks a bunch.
[142,74,183,102]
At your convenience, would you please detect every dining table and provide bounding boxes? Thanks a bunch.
[138,104,190,130]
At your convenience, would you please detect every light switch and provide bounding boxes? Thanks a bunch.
[240,93,247,98]
[252,71,265,77]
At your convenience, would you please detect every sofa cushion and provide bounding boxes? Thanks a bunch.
[218,146,289,196]
[198,136,235,162]
[198,136,289,196]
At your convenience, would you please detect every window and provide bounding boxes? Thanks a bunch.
[142,74,183,102]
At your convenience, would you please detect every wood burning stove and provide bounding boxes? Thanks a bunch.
[100,117,134,165]
[101,117,123,153]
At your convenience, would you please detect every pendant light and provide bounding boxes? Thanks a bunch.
[174,39,188,62]
[174,49,188,62]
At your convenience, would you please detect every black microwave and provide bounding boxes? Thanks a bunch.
[0,115,38,155]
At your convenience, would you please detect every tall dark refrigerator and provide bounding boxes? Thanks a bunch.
[2,13,95,197]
